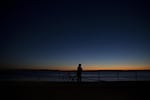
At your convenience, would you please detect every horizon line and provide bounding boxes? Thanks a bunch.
[1,68,150,71]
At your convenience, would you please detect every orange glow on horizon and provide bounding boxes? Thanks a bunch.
[1,63,150,71]
[44,64,150,71]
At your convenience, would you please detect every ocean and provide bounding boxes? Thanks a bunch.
[0,70,150,82]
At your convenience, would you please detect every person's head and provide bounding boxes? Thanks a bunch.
[78,64,81,67]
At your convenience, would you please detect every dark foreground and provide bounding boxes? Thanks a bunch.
[0,81,150,100]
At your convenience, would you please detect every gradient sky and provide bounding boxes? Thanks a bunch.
[1,0,150,70]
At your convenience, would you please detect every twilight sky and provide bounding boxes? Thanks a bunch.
[1,0,150,70]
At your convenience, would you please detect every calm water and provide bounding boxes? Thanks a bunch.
[0,70,150,82]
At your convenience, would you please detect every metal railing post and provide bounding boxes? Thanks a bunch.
[117,71,119,81]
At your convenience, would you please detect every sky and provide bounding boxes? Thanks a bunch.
[1,0,150,70]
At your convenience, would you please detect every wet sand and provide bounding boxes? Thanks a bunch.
[0,81,150,100]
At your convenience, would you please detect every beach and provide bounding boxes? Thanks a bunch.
[0,81,150,100]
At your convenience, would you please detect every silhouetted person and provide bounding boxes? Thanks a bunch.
[77,64,82,83]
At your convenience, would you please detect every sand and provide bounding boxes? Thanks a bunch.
[0,81,150,100]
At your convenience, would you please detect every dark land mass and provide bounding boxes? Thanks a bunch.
[0,81,150,100]
[0,69,150,75]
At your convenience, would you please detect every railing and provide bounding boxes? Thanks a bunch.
[0,70,150,82]
[59,70,150,82]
